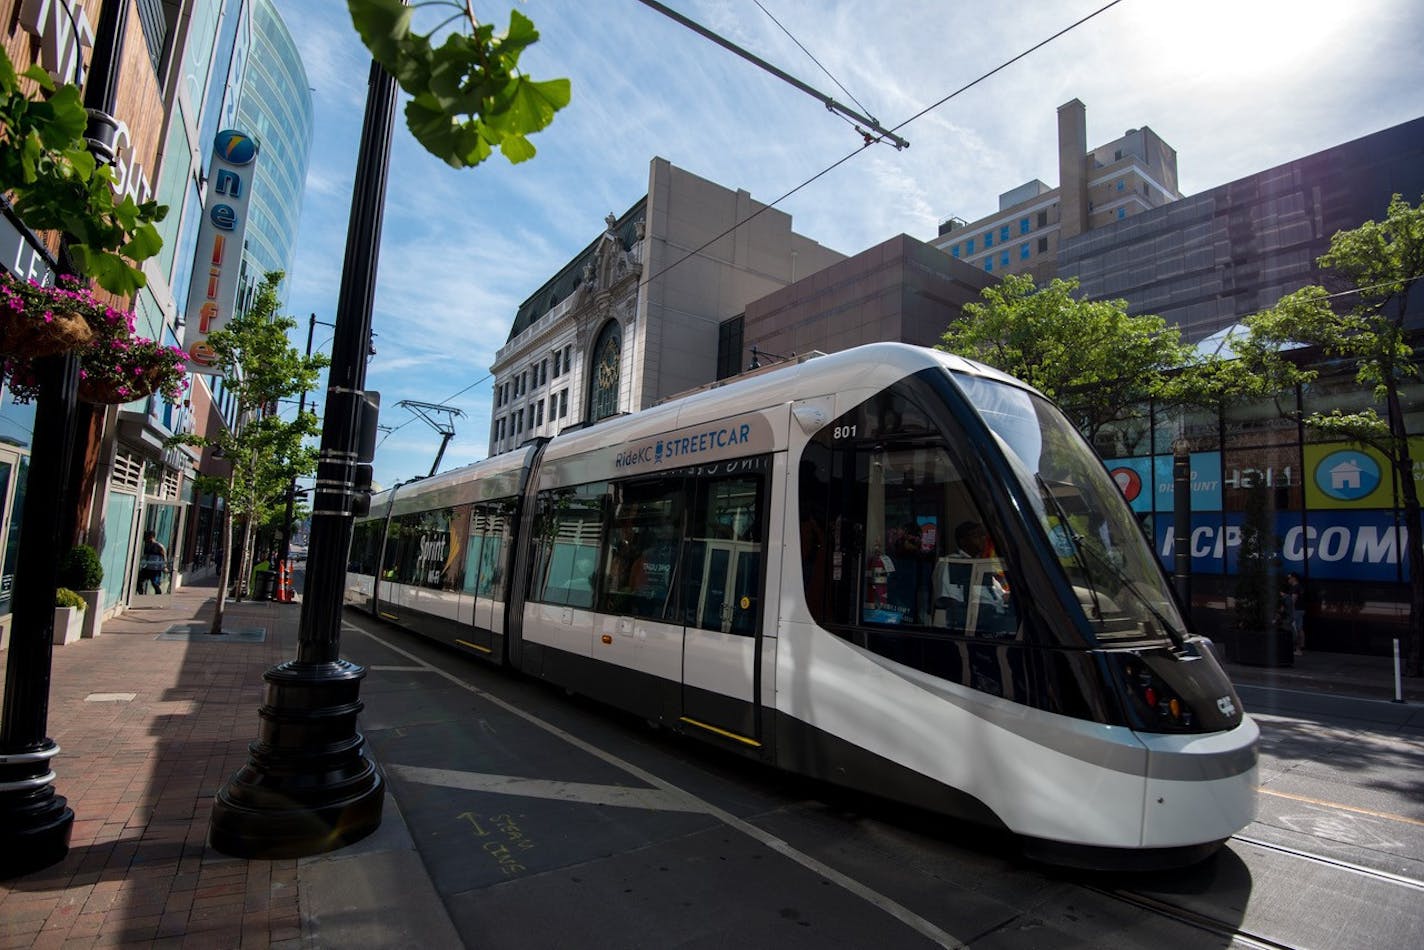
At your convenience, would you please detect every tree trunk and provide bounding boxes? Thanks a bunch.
[235,514,256,603]
[210,503,232,636]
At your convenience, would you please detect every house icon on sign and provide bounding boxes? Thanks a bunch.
[1329,460,1364,490]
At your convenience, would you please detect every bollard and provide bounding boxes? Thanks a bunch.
[1393,638,1405,703]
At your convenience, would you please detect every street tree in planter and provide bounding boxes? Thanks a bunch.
[938,275,1198,448]
[1228,194,1424,676]
[169,272,327,633]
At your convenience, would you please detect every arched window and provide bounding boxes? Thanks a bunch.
[588,320,622,422]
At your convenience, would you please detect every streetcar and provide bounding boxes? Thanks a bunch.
[345,342,1258,867]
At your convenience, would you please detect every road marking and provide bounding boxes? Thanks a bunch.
[1258,786,1424,828]
[345,619,967,950]
[388,764,706,812]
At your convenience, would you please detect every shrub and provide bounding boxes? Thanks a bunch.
[59,544,104,590]
[56,587,86,610]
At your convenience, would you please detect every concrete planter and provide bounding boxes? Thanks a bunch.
[53,605,83,645]
[79,589,104,638]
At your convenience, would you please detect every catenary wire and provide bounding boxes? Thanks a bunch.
[635,0,1127,293]
[751,0,878,123]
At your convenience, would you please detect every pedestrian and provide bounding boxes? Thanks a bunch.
[1284,572,1306,655]
[137,530,166,594]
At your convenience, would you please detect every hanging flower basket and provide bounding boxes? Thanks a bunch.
[77,337,189,405]
[0,306,93,358]
[0,274,116,360]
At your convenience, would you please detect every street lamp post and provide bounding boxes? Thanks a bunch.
[207,52,395,858]
[0,0,128,878]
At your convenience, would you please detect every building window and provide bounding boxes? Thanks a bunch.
[1000,252,1009,268]
[966,238,975,254]
[564,345,571,373]
[536,399,544,426]
[1038,237,1048,253]
[589,320,622,422]
[560,389,568,418]
[552,350,561,377]
[1117,207,1126,220]
[1020,243,1030,260]
[984,231,993,249]
[951,244,959,258]
[1037,210,1048,227]
[985,259,993,273]
[717,315,744,381]
[541,359,548,385]
[999,226,1010,243]
[1116,179,1124,192]
[1020,218,1030,235]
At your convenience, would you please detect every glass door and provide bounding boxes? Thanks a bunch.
[0,450,23,618]
[131,500,184,608]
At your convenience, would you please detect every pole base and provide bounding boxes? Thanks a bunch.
[207,659,383,859]
[0,786,73,879]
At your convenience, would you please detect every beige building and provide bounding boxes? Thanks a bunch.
[488,158,844,455]
[932,99,1183,281]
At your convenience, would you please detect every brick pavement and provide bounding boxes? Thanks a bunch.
[0,581,306,949]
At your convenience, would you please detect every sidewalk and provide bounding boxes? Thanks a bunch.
[1,584,1419,948]
[0,580,456,949]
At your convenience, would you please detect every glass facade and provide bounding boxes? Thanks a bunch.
[232,0,314,286]
[1098,368,1423,656]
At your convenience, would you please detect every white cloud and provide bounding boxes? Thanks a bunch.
[275,0,1424,487]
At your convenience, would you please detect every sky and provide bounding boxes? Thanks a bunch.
[270,0,1424,490]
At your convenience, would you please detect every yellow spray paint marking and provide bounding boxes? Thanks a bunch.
[1258,786,1424,828]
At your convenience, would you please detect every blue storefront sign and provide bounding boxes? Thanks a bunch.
[1152,510,1413,582]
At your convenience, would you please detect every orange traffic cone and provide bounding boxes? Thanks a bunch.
[274,559,294,603]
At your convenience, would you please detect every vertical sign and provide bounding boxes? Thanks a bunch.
[182,130,260,373]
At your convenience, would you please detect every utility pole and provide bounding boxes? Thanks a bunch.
[278,313,335,576]
[208,47,394,857]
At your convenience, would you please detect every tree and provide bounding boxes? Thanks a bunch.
[1232,194,1424,676]
[170,272,328,632]
[939,274,1196,446]
[0,45,166,294]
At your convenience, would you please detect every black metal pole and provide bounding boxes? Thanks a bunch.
[1172,439,1192,612]
[208,52,396,858]
[0,0,130,879]
[0,356,81,878]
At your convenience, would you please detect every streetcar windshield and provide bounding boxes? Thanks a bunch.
[954,373,1186,644]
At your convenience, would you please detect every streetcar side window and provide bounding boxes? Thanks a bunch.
[803,383,1020,641]
[599,480,684,621]
[349,522,380,575]
[466,499,516,599]
[679,473,765,636]
[530,484,605,608]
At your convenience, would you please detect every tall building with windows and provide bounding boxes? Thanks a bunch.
[0,0,313,643]
[488,158,843,457]
[232,0,313,297]
[932,99,1184,282]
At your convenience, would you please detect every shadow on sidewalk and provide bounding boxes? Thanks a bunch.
[1,586,307,945]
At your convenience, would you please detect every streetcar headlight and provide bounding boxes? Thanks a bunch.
[1117,657,1197,732]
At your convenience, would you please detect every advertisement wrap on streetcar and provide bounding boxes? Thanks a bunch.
[345,343,1258,868]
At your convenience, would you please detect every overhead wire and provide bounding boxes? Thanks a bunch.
[751,0,877,124]
[435,1,1128,433]
[635,0,1127,293]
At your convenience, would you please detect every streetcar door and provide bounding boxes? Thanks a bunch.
[679,469,766,747]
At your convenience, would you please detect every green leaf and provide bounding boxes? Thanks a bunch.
[499,132,536,164]
[346,0,415,74]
